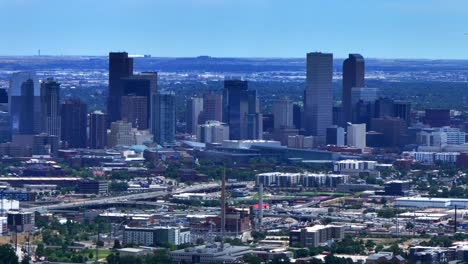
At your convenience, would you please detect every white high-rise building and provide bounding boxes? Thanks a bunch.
[304,52,333,137]
[347,123,366,149]
[108,121,134,147]
[273,97,293,129]
[186,97,204,135]
[197,121,230,144]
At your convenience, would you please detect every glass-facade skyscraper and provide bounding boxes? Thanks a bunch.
[304,52,333,137]
[223,79,262,140]
[342,54,365,125]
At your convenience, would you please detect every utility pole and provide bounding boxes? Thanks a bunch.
[454,205,458,233]
[220,167,226,250]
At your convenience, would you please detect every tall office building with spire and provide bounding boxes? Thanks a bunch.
[342,54,365,124]
[304,52,333,137]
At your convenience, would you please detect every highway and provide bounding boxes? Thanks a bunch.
[25,181,252,212]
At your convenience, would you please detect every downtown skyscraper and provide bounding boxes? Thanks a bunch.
[61,99,88,148]
[89,111,108,149]
[107,52,134,125]
[9,71,41,135]
[342,54,365,124]
[304,52,333,137]
[223,79,262,140]
[40,78,61,137]
[152,91,176,147]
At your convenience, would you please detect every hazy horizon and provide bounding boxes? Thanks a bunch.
[1,0,468,59]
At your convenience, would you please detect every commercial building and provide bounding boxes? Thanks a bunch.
[417,127,465,147]
[287,135,314,149]
[351,87,378,126]
[61,99,87,148]
[394,101,411,126]
[32,133,59,156]
[186,97,204,135]
[347,123,366,149]
[256,172,349,188]
[107,52,134,124]
[0,112,11,143]
[289,225,345,247]
[121,96,148,129]
[9,72,41,135]
[40,78,61,138]
[123,226,190,246]
[197,121,229,144]
[89,111,108,149]
[402,151,459,164]
[170,243,251,264]
[0,199,19,214]
[370,117,407,148]
[333,160,378,175]
[383,180,411,196]
[222,79,262,140]
[77,179,108,194]
[273,97,293,129]
[395,197,468,208]
[152,91,176,146]
[293,103,302,130]
[425,109,450,127]
[108,121,134,147]
[7,211,35,233]
[342,54,365,125]
[326,126,345,146]
[198,92,222,124]
[122,72,158,130]
[304,52,333,137]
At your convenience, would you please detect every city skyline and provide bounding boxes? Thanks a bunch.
[1,0,468,59]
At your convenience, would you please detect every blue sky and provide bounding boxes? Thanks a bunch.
[0,0,467,59]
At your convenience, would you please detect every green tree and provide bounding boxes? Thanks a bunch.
[294,248,309,258]
[375,244,384,252]
[0,244,19,264]
[405,222,415,230]
[113,239,122,249]
[243,254,262,264]
[20,255,30,264]
[35,242,45,257]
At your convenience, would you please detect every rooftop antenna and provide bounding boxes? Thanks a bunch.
[220,167,226,250]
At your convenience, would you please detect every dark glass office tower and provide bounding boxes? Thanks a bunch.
[121,96,148,129]
[107,52,133,125]
[293,104,302,130]
[19,79,35,134]
[223,80,248,140]
[393,100,411,126]
[40,78,61,137]
[89,111,108,149]
[304,52,333,137]
[122,72,157,129]
[152,91,176,147]
[61,99,88,148]
[223,80,262,140]
[342,54,365,125]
